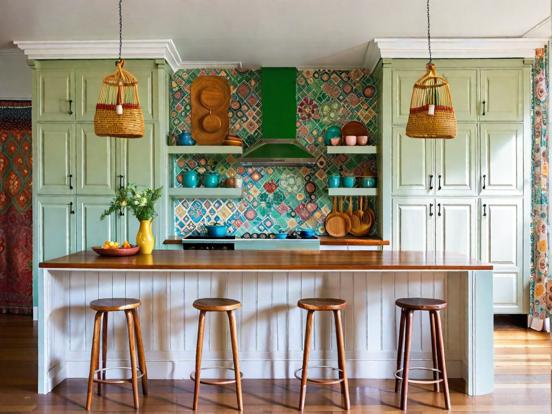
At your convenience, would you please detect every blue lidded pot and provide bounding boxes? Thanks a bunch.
[182,170,199,188]
[205,224,227,238]
[341,176,356,188]
[177,131,195,146]
[203,171,220,188]
[299,228,316,239]
[328,174,341,188]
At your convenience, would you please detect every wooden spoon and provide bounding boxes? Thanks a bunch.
[348,196,362,235]
[337,197,352,234]
[353,196,364,223]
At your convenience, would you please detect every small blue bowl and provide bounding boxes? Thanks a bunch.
[299,229,316,239]
[341,176,356,188]
[360,176,377,188]
[275,233,288,239]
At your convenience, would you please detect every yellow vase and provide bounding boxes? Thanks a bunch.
[136,219,154,255]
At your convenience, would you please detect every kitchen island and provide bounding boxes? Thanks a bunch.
[38,250,493,396]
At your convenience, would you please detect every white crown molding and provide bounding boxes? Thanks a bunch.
[364,37,548,72]
[178,61,242,69]
[13,39,182,71]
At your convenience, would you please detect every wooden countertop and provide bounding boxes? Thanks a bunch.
[40,250,492,271]
[163,235,390,246]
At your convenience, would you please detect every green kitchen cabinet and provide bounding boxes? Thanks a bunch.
[392,69,421,124]
[117,123,156,189]
[76,196,117,250]
[439,69,478,122]
[36,196,76,261]
[76,124,116,195]
[480,69,524,121]
[36,68,74,122]
[36,123,75,195]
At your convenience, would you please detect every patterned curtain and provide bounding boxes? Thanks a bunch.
[529,48,550,331]
[0,101,32,314]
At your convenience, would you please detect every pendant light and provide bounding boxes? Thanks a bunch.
[94,0,144,138]
[405,0,456,139]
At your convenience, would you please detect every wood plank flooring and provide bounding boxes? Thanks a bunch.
[0,314,549,413]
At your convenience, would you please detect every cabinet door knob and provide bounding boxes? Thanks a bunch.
[482,174,486,190]
[482,100,486,116]
[428,174,434,190]
[437,203,442,217]
[68,174,73,190]
[429,203,434,217]
[68,99,73,115]
[482,203,487,217]
[437,174,442,191]
[69,201,75,215]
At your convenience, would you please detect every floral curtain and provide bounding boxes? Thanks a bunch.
[0,101,32,314]
[529,48,550,331]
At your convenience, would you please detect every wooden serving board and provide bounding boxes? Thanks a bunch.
[341,120,368,137]
[191,76,231,145]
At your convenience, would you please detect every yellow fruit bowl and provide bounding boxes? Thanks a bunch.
[92,245,140,257]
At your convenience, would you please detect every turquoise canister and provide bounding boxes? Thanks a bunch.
[328,174,341,188]
[341,176,356,188]
[203,172,220,188]
[182,170,199,188]
[360,176,377,188]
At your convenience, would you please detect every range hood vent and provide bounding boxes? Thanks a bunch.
[241,67,316,167]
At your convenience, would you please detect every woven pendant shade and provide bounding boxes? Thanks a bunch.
[94,59,144,138]
[405,63,457,139]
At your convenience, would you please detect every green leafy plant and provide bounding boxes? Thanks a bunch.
[101,183,162,221]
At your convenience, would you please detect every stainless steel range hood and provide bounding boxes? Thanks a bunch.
[241,67,316,167]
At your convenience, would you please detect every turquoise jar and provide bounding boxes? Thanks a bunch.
[328,174,341,188]
[203,171,220,188]
[360,176,377,188]
[182,170,199,188]
[341,176,356,188]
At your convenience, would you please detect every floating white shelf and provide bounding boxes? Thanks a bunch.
[326,145,377,154]
[328,188,377,196]
[167,145,243,155]
[168,187,243,199]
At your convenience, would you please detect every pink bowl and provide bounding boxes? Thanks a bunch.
[344,135,357,146]
[357,135,368,145]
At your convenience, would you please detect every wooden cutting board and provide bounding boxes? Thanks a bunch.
[325,197,348,238]
[191,76,231,145]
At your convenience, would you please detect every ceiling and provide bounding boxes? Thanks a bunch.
[1,0,550,67]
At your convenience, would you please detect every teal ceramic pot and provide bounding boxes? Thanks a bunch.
[204,172,220,188]
[328,174,341,188]
[324,125,342,145]
[205,224,227,238]
[177,131,195,146]
[182,170,199,188]
[360,176,377,188]
[341,176,356,188]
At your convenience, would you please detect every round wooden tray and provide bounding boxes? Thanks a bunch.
[92,246,140,257]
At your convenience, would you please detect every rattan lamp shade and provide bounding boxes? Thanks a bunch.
[405,63,457,139]
[94,60,144,138]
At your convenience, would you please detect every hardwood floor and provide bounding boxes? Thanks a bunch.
[0,314,549,413]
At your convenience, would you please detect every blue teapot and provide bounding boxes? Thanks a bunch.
[177,131,195,146]
[182,170,199,188]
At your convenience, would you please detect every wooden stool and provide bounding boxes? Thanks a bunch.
[296,298,350,411]
[394,298,450,411]
[86,298,147,411]
[192,298,243,412]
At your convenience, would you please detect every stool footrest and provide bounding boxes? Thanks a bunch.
[394,367,443,385]
[294,366,344,385]
[93,367,144,385]
[190,367,244,386]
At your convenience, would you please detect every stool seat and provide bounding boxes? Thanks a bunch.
[298,298,346,311]
[90,298,141,311]
[395,298,447,311]
[193,298,241,311]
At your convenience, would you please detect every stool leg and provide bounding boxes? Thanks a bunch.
[132,309,148,395]
[395,309,406,392]
[193,310,206,411]
[434,311,451,410]
[298,310,314,412]
[125,310,140,409]
[86,311,102,411]
[97,312,108,396]
[227,310,243,412]
[429,311,440,392]
[333,310,350,411]
[399,310,413,411]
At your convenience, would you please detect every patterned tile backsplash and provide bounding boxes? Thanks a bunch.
[170,68,378,237]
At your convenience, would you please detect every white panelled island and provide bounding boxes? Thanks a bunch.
[38,250,493,396]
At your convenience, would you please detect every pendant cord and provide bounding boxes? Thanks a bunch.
[118,0,123,61]
[427,0,432,64]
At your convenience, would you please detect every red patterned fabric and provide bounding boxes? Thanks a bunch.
[0,100,32,314]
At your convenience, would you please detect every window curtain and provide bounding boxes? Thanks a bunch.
[529,48,550,331]
[0,100,32,314]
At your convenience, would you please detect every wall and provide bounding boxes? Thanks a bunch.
[0,50,32,99]
[170,68,378,236]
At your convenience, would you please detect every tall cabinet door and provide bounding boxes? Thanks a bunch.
[76,196,118,250]
[36,196,76,261]
[117,123,156,241]
[480,69,523,121]
[440,69,478,122]
[392,198,435,252]
[36,123,76,195]
[392,127,434,195]
[76,124,116,195]
[36,69,74,122]
[480,198,524,313]
[480,123,523,195]
[435,123,477,196]
[435,198,477,258]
